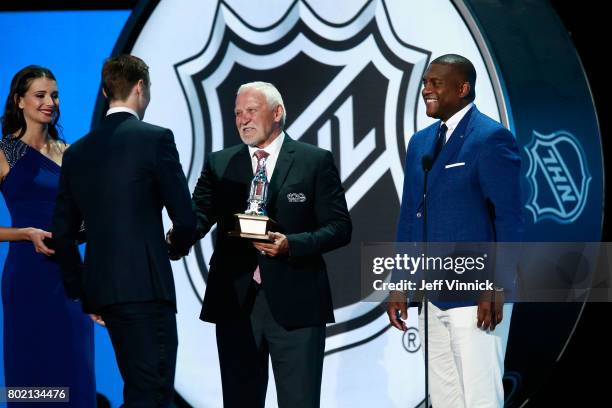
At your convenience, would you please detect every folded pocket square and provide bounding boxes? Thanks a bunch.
[445,162,465,169]
[287,193,307,202]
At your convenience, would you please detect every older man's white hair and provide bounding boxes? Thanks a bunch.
[237,81,287,127]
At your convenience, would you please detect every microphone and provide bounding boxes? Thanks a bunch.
[420,153,433,408]
[422,154,433,172]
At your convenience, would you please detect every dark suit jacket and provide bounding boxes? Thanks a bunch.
[397,106,523,299]
[52,112,196,313]
[193,135,351,328]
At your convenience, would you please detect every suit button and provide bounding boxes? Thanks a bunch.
[416,212,422,218]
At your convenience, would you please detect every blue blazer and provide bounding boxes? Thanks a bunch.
[397,106,523,297]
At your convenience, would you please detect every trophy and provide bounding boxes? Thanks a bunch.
[231,155,277,240]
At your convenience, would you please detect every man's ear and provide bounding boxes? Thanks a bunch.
[102,88,108,99]
[459,82,471,99]
[274,104,284,123]
[135,79,145,96]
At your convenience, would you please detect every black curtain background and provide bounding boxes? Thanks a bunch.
[529,2,610,406]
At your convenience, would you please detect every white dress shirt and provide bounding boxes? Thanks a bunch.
[248,131,285,178]
[442,102,473,143]
[106,106,140,120]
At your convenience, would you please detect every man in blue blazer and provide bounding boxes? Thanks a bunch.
[387,54,523,407]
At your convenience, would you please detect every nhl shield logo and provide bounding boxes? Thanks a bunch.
[524,130,591,224]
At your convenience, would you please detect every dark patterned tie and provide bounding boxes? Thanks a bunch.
[432,123,448,163]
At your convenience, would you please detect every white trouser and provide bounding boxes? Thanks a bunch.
[419,302,513,408]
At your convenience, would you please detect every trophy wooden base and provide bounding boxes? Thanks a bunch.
[229,213,277,241]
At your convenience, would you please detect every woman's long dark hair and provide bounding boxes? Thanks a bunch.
[1,65,61,140]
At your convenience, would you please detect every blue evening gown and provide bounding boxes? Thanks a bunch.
[0,137,95,407]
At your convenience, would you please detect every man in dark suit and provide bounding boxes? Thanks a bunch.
[387,55,523,407]
[185,81,351,407]
[53,55,196,407]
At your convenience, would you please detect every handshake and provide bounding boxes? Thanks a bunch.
[165,227,193,261]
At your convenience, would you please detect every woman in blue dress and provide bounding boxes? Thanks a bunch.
[0,66,95,406]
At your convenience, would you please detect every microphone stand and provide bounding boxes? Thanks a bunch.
[421,155,433,408]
